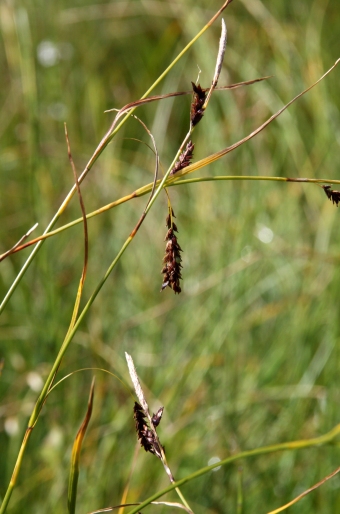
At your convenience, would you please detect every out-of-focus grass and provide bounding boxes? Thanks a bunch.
[1,0,340,512]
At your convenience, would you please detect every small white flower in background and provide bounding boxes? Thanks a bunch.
[37,41,60,67]
[257,225,274,244]
[26,371,43,392]
[208,456,222,471]
[4,417,19,437]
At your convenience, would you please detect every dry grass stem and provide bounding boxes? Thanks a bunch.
[267,466,340,514]
[0,222,38,262]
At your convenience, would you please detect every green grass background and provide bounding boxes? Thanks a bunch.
[1,0,340,512]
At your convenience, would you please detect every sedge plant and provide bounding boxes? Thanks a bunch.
[1,1,340,512]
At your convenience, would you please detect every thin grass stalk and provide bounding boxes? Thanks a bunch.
[267,466,340,514]
[125,422,340,514]
[104,76,272,115]
[5,174,340,259]
[0,223,38,261]
[64,123,89,334]
[0,428,32,513]
[88,501,193,513]
[0,0,232,314]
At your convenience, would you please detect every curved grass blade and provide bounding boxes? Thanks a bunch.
[104,76,270,115]
[64,124,89,335]
[88,500,193,513]
[68,379,95,514]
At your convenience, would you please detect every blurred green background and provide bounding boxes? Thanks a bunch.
[1,0,340,512]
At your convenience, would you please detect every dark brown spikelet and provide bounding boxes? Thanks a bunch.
[152,407,164,428]
[190,82,206,126]
[323,185,340,207]
[170,140,195,176]
[133,402,163,459]
[161,210,183,294]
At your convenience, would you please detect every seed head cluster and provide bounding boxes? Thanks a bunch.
[161,211,183,294]
[170,140,195,176]
[133,401,164,459]
[190,82,206,126]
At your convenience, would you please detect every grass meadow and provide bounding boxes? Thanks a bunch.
[1,0,340,512]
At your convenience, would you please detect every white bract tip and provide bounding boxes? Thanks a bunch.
[125,352,149,413]
[213,19,227,86]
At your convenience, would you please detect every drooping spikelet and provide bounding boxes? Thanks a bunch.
[190,82,206,126]
[170,140,195,176]
[133,401,163,459]
[161,210,183,294]
[322,185,340,207]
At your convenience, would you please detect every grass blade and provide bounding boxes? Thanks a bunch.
[68,379,95,514]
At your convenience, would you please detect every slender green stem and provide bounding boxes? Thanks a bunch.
[126,422,340,514]
[174,487,192,512]
[169,175,340,185]
[0,428,32,513]
[146,128,194,215]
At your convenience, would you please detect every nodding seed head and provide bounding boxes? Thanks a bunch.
[161,211,183,294]
[170,140,195,176]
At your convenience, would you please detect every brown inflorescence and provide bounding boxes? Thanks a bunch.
[133,402,164,459]
[151,407,164,428]
[161,211,183,294]
[190,82,206,126]
[322,185,340,207]
[170,140,195,176]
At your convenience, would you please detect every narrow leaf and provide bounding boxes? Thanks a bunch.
[68,378,95,514]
